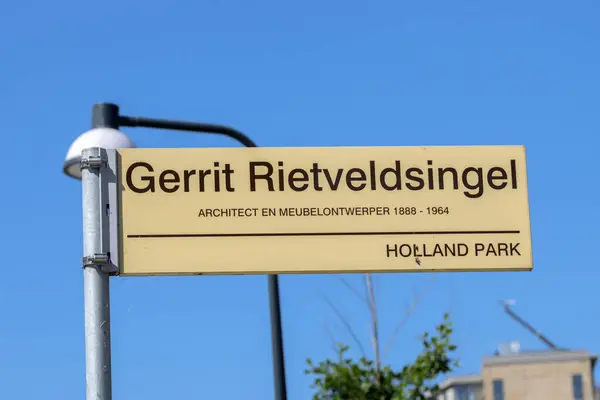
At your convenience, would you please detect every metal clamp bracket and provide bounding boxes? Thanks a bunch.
[82,253,118,273]
[80,155,107,170]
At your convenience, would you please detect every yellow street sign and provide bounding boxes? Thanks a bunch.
[116,145,532,275]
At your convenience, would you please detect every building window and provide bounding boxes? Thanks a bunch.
[456,385,475,400]
[492,379,504,400]
[572,374,583,400]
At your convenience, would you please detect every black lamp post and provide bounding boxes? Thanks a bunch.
[63,103,288,400]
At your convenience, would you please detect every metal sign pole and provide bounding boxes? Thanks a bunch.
[81,146,113,400]
[81,114,115,399]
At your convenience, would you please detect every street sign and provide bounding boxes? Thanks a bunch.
[113,145,532,275]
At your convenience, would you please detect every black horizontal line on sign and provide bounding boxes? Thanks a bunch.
[127,230,521,238]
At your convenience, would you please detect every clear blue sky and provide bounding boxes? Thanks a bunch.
[1,0,599,398]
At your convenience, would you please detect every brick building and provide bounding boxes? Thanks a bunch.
[436,349,598,400]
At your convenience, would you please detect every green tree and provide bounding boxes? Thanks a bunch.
[306,274,458,400]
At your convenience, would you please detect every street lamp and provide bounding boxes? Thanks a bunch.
[64,103,288,400]
[63,127,136,178]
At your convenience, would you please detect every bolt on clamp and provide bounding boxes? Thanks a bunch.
[80,155,107,170]
[81,253,118,274]
[82,253,118,273]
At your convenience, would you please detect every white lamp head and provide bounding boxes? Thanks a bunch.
[63,127,136,179]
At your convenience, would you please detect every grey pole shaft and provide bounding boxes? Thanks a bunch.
[81,105,117,400]
[82,154,112,399]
